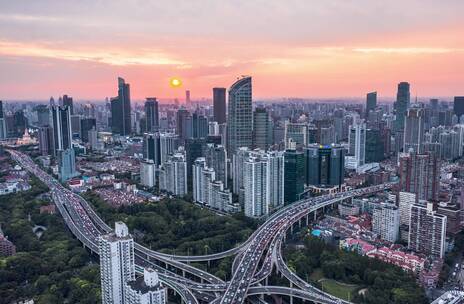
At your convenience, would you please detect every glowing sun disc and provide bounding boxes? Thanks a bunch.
[170,77,182,88]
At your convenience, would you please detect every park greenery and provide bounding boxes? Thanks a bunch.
[0,176,100,304]
[83,191,260,256]
[285,236,428,304]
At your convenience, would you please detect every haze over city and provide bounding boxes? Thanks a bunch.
[1,0,464,100]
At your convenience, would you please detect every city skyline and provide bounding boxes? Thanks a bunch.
[1,1,464,100]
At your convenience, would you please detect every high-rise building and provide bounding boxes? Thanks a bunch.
[81,118,96,143]
[284,122,308,148]
[209,181,235,213]
[99,222,135,304]
[244,153,270,217]
[403,107,425,154]
[398,192,417,226]
[192,158,215,204]
[35,104,50,127]
[204,144,228,188]
[71,115,81,138]
[227,76,253,155]
[399,152,440,201]
[125,268,167,304]
[140,161,156,188]
[176,108,191,142]
[185,137,206,191]
[366,91,377,118]
[143,133,161,165]
[232,147,250,196]
[159,151,187,196]
[145,98,159,133]
[213,87,226,124]
[269,151,285,209]
[0,101,6,139]
[439,130,460,161]
[372,203,399,242]
[38,126,54,156]
[159,133,179,164]
[13,110,27,137]
[185,90,191,105]
[51,105,72,153]
[192,111,208,139]
[305,144,345,189]
[348,118,366,167]
[393,82,411,133]
[58,148,78,182]
[453,96,464,118]
[62,94,74,114]
[284,145,305,203]
[365,129,384,163]
[409,202,447,258]
[253,107,272,150]
[111,77,131,136]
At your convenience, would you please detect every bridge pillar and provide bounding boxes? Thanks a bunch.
[306,214,309,226]
[265,276,268,286]
[299,218,302,229]
[290,296,293,304]
[314,211,317,221]
[290,224,293,234]
[182,270,186,278]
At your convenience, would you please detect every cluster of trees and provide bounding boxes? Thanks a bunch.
[84,191,260,256]
[285,236,428,304]
[0,176,100,304]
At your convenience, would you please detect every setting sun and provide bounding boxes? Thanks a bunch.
[170,77,182,88]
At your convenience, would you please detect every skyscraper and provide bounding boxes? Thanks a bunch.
[284,122,308,148]
[145,98,159,133]
[185,90,191,105]
[185,137,205,191]
[125,268,167,304]
[204,144,228,188]
[192,111,208,138]
[268,151,285,209]
[393,82,410,133]
[244,153,270,217]
[409,202,447,258]
[306,144,345,189]
[51,105,72,153]
[399,152,440,201]
[372,203,399,242]
[159,151,187,196]
[58,148,78,182]
[453,96,464,118]
[227,76,253,155]
[403,107,425,154]
[398,192,416,226]
[143,133,161,165]
[348,118,366,168]
[99,222,135,304]
[0,101,5,139]
[213,87,226,124]
[253,107,272,150]
[284,144,305,203]
[366,91,377,118]
[35,104,50,127]
[140,161,156,188]
[176,107,190,142]
[111,77,131,136]
[38,126,54,156]
[62,94,74,114]
[80,118,96,143]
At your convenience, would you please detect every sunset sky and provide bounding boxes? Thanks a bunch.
[1,0,463,101]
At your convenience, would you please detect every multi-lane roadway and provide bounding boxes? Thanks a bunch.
[9,149,393,304]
